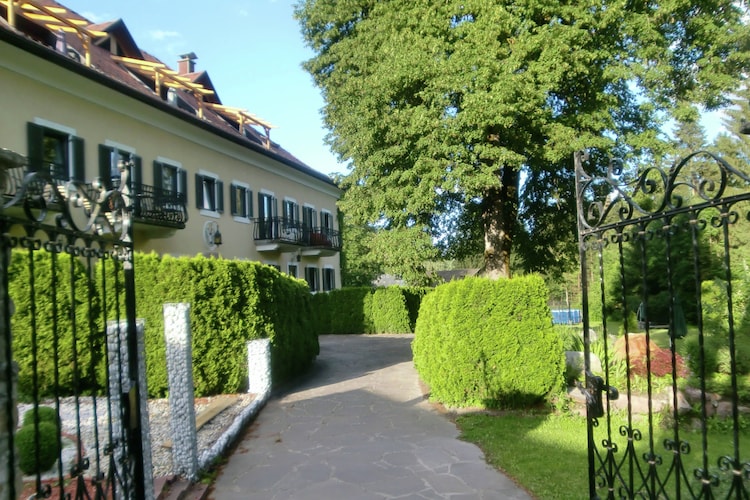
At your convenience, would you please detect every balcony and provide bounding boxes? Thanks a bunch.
[253,217,341,256]
[0,155,187,231]
[128,182,188,230]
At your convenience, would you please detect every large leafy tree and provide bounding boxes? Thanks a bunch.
[296,0,749,279]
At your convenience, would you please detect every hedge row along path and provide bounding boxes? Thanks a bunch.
[210,334,531,499]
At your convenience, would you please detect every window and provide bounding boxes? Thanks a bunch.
[287,264,298,278]
[99,143,142,192]
[303,205,317,229]
[230,182,253,220]
[305,266,319,292]
[323,268,336,291]
[283,199,299,224]
[321,210,334,231]
[195,171,223,214]
[154,159,186,197]
[257,191,277,239]
[27,121,84,181]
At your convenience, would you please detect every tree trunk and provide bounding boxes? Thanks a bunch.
[482,167,519,279]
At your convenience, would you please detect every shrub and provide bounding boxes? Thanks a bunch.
[21,406,59,429]
[16,421,60,474]
[412,275,564,408]
[370,287,412,334]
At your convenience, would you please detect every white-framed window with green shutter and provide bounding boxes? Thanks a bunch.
[27,119,85,182]
[322,267,336,291]
[195,169,223,216]
[230,180,253,222]
[305,266,320,292]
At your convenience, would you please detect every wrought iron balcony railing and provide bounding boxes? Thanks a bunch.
[253,217,341,252]
[0,157,187,229]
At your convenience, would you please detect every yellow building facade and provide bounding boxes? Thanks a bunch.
[0,0,341,291]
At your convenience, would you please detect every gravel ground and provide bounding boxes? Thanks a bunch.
[17,394,256,479]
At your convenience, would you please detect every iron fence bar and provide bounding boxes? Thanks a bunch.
[664,214,684,499]
[614,229,637,496]
[717,202,743,495]
[575,151,599,499]
[49,237,65,499]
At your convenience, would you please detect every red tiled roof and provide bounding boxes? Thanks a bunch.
[0,0,333,185]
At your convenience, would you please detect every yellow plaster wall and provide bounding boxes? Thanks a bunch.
[0,40,341,281]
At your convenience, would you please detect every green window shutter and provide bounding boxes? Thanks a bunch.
[195,173,204,209]
[98,145,115,190]
[230,184,237,216]
[179,168,187,204]
[248,190,253,217]
[27,122,44,172]
[132,155,142,193]
[153,161,163,190]
[216,180,224,213]
[71,136,85,182]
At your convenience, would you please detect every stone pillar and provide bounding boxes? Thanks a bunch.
[247,338,271,395]
[0,248,20,500]
[163,303,198,480]
[107,319,154,500]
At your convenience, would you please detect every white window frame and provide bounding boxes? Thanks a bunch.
[156,156,186,194]
[197,169,222,218]
[305,266,320,293]
[322,266,336,291]
[230,180,252,224]
[32,118,78,180]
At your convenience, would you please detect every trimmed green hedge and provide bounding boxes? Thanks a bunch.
[370,287,411,334]
[10,250,103,401]
[312,286,429,334]
[12,250,318,399]
[412,276,564,408]
[112,254,319,397]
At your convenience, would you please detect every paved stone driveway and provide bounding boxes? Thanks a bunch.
[209,334,532,499]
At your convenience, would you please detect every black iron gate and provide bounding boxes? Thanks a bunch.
[0,148,145,499]
[575,149,750,499]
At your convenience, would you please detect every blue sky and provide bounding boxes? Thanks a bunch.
[62,0,347,177]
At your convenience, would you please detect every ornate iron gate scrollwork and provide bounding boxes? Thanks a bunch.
[575,149,750,499]
[0,148,146,500]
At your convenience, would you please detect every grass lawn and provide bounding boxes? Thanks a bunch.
[456,410,750,499]
[457,412,588,499]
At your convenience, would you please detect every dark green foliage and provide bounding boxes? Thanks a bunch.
[412,276,564,408]
[21,405,59,429]
[309,292,331,336]
[16,421,60,474]
[323,287,373,334]
[314,286,423,334]
[402,287,429,332]
[370,287,411,334]
[297,0,750,279]
[10,249,103,401]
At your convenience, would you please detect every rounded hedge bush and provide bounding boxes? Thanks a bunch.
[412,275,564,408]
[21,406,59,429]
[16,421,60,474]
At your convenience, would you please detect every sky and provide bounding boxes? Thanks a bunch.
[62,0,348,178]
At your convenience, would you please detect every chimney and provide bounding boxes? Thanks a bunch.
[178,52,197,74]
